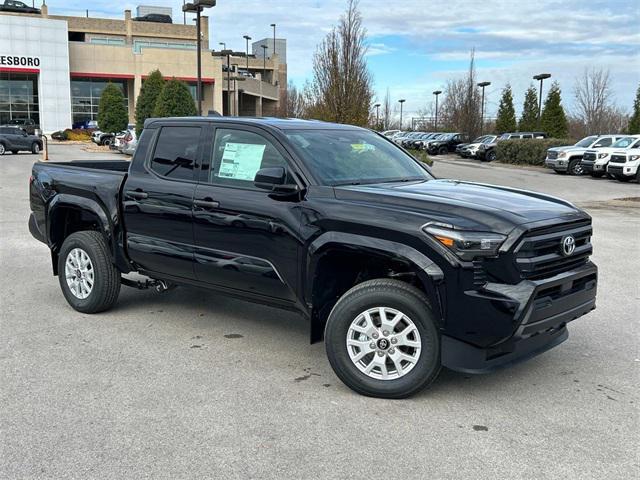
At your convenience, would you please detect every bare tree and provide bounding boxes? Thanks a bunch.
[440,51,482,139]
[380,88,393,130]
[573,68,615,134]
[306,0,374,126]
[281,81,307,118]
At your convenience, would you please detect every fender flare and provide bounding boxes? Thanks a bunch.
[306,232,445,343]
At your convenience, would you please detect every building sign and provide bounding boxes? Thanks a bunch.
[0,55,41,68]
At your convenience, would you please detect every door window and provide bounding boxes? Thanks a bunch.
[593,138,612,147]
[208,128,290,187]
[150,126,201,181]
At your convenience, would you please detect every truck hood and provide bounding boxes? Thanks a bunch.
[548,145,580,153]
[334,179,587,235]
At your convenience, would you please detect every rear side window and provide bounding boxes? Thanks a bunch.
[593,138,612,147]
[150,126,201,181]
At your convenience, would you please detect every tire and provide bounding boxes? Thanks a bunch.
[102,137,112,146]
[57,231,121,313]
[568,158,584,175]
[486,150,497,162]
[438,146,448,155]
[615,175,632,182]
[325,279,441,399]
[0,143,5,155]
[31,142,40,154]
[590,171,604,178]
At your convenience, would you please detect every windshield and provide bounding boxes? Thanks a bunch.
[575,136,598,148]
[285,129,432,186]
[482,136,497,144]
[612,136,639,148]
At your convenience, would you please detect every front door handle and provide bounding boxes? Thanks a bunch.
[193,199,220,209]
[125,190,148,200]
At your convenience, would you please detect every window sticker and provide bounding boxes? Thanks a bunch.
[218,142,266,180]
[350,143,376,153]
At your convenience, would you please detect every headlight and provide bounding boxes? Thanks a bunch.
[558,152,567,158]
[629,155,640,161]
[598,153,609,159]
[423,224,506,261]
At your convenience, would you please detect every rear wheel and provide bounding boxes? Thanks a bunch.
[568,158,584,175]
[101,137,112,146]
[486,150,497,162]
[58,231,121,313]
[438,146,448,155]
[325,279,441,399]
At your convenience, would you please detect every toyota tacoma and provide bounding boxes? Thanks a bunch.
[28,117,598,398]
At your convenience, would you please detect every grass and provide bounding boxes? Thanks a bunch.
[409,149,433,167]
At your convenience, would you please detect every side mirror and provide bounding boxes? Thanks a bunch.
[254,167,299,194]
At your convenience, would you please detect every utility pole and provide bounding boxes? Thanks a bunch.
[533,73,551,129]
[433,90,442,131]
[398,99,406,130]
[243,35,251,72]
[374,103,381,130]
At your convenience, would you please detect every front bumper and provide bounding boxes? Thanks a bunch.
[545,157,567,170]
[441,262,597,374]
[581,160,606,173]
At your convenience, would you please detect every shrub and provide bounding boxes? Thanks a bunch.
[411,150,433,167]
[65,129,92,141]
[97,83,128,134]
[496,138,574,166]
[51,130,68,141]
[153,79,197,118]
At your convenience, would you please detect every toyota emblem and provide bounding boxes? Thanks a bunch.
[561,235,576,256]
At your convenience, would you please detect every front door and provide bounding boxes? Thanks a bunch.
[192,125,302,302]
[122,125,203,279]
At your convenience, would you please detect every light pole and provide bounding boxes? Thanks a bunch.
[533,73,551,129]
[398,99,406,130]
[243,34,251,72]
[270,23,276,56]
[373,103,381,130]
[219,42,226,50]
[261,44,268,81]
[433,90,442,131]
[477,81,491,135]
[183,0,216,116]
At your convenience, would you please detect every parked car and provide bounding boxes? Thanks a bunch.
[427,133,464,155]
[477,132,547,161]
[401,132,427,149]
[405,133,434,149]
[0,0,40,14]
[459,135,497,158]
[119,129,137,156]
[607,147,640,182]
[580,135,640,178]
[133,13,172,23]
[455,135,491,156]
[0,126,42,154]
[72,119,99,130]
[6,118,39,135]
[545,135,621,176]
[381,130,401,138]
[413,133,442,150]
[28,117,598,399]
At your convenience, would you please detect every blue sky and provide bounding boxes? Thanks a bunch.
[49,0,640,120]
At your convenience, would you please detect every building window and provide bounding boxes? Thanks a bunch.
[70,77,128,127]
[0,72,40,126]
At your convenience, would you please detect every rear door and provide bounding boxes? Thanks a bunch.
[122,124,204,279]
[192,124,302,302]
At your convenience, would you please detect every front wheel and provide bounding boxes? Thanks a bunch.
[568,159,584,175]
[438,146,448,155]
[31,142,40,154]
[590,171,604,178]
[615,175,632,182]
[58,231,121,313]
[325,279,441,398]
[486,150,497,162]
[0,143,5,155]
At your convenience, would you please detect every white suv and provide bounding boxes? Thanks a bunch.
[581,135,640,178]
[607,147,640,182]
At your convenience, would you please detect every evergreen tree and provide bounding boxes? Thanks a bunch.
[519,85,539,131]
[135,69,165,136]
[152,79,197,118]
[494,84,517,133]
[540,81,568,138]
[628,84,640,134]
[97,83,128,134]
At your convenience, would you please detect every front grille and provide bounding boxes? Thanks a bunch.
[547,151,558,160]
[514,221,592,280]
[607,165,624,175]
[583,151,596,162]
[610,154,626,163]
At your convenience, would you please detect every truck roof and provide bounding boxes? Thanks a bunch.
[144,116,368,131]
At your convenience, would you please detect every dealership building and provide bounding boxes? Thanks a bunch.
[0,4,287,132]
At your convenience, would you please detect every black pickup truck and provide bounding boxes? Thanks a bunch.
[29,117,598,398]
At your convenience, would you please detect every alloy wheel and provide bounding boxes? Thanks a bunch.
[64,248,95,299]
[346,306,422,380]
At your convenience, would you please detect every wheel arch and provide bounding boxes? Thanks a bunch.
[306,232,445,344]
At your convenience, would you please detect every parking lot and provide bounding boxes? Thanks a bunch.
[1,144,639,479]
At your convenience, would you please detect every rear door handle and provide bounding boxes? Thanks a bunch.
[125,190,148,200]
[193,199,220,209]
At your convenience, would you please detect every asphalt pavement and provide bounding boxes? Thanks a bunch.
[1,144,638,479]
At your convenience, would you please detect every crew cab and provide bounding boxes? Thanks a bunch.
[607,147,640,182]
[545,135,621,176]
[581,135,640,178]
[29,117,598,398]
